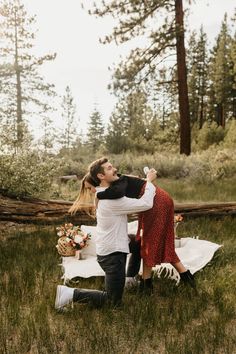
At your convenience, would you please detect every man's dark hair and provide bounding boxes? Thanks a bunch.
[89,157,108,185]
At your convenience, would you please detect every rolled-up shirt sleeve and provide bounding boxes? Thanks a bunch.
[102,182,156,215]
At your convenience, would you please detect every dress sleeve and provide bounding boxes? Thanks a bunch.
[96,177,128,200]
[101,182,156,215]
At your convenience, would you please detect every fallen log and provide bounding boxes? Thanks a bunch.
[1,194,236,225]
[174,202,236,218]
[0,195,95,225]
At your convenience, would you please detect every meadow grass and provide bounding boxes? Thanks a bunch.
[45,177,236,203]
[1,217,236,354]
[157,177,236,203]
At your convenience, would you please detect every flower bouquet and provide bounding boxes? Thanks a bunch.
[174,214,183,248]
[56,223,91,259]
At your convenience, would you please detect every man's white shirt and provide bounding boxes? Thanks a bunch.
[95,181,156,256]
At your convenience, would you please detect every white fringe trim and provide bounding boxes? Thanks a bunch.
[153,264,181,285]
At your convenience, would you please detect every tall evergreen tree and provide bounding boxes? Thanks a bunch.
[230,11,236,118]
[187,34,199,127]
[106,108,129,154]
[187,27,209,128]
[230,37,236,117]
[208,14,234,127]
[0,0,56,149]
[87,108,105,152]
[125,91,150,149]
[40,115,55,153]
[60,86,78,149]
[148,67,178,131]
[88,0,191,155]
[106,90,154,153]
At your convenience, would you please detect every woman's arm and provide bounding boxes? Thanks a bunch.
[102,181,156,215]
[96,177,128,200]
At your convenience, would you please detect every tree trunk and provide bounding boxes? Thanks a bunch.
[1,195,236,225]
[14,8,23,145]
[233,96,236,117]
[175,0,191,155]
[221,104,225,128]
[16,68,23,143]
[0,195,95,225]
[199,94,204,129]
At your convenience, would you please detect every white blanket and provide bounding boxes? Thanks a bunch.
[61,222,222,283]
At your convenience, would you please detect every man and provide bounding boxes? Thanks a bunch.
[55,157,156,309]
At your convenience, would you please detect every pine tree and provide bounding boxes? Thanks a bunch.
[0,0,56,149]
[125,91,149,149]
[187,27,209,128]
[106,108,129,154]
[230,37,236,118]
[60,86,78,150]
[88,0,191,155]
[148,66,178,131]
[106,90,154,153]
[40,115,55,153]
[87,108,105,152]
[208,14,234,127]
[230,12,236,118]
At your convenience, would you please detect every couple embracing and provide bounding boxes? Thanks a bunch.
[55,157,195,310]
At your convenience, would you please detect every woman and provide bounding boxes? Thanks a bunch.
[69,171,195,291]
[69,173,97,218]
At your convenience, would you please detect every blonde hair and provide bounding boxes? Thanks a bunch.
[68,173,98,218]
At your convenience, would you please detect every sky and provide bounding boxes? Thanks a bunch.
[22,0,236,139]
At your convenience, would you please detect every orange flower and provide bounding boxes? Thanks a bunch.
[174,214,183,223]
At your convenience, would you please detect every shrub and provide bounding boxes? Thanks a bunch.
[0,151,60,198]
[58,159,86,178]
[187,148,236,183]
[197,122,226,150]
[111,149,236,183]
[223,120,236,148]
[110,152,188,179]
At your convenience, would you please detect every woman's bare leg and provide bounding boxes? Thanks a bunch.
[142,261,195,291]
[142,262,152,279]
[171,261,187,273]
[140,262,153,293]
[173,262,196,288]
[144,261,187,277]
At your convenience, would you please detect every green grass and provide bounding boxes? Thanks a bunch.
[1,218,236,354]
[42,177,236,204]
[157,177,236,203]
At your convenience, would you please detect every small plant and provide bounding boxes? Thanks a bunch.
[174,214,183,241]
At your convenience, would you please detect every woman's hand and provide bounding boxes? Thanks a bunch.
[146,168,157,182]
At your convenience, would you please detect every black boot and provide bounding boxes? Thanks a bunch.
[180,270,196,289]
[139,278,153,295]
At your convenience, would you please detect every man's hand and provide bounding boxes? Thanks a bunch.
[94,196,99,209]
[146,168,157,182]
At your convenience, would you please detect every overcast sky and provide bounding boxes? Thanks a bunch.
[22,0,235,139]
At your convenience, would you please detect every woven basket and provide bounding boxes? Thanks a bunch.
[56,236,76,257]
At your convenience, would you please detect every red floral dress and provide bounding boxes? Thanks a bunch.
[136,185,180,267]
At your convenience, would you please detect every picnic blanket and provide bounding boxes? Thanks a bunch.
[61,221,222,283]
